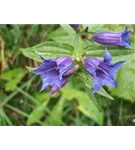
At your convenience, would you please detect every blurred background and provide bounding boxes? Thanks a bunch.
[0,24,135,126]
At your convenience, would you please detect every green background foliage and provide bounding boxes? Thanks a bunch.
[0,24,135,126]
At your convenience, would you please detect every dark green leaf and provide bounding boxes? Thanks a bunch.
[21,41,74,62]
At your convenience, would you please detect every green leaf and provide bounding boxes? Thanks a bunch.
[48,27,68,38]
[21,41,74,62]
[82,24,104,32]
[110,59,135,102]
[61,88,103,125]
[85,87,102,111]
[84,45,135,62]
[97,88,114,100]
[77,72,101,109]
[60,24,76,35]
[77,95,103,126]
[48,27,75,46]
[44,97,66,126]
[27,93,50,125]
[74,34,84,61]
[0,68,25,91]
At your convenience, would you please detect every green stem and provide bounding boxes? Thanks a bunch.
[5,104,44,125]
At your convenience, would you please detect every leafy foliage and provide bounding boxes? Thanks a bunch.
[1,68,25,91]
[61,88,103,125]
[110,59,135,102]
[0,24,135,126]
[21,41,74,62]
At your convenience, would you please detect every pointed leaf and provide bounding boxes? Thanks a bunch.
[61,88,103,125]
[61,24,76,35]
[84,45,135,62]
[48,27,75,46]
[21,41,74,62]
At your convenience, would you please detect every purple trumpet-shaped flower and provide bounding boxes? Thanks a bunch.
[31,56,78,95]
[84,49,124,93]
[92,27,132,48]
[70,24,79,29]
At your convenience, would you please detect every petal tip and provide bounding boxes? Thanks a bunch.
[104,48,112,62]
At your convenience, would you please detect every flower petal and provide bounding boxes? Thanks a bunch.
[31,59,57,75]
[56,56,73,80]
[40,79,49,92]
[56,56,72,66]
[122,27,132,38]
[104,49,112,63]
[121,39,131,48]
[93,76,101,93]
[111,61,125,73]
[63,66,79,76]
[96,68,117,88]
[54,78,62,88]
[50,78,68,95]
[84,57,100,76]
[50,84,59,95]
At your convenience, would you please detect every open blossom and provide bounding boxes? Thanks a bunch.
[70,24,79,29]
[92,27,132,48]
[84,49,124,93]
[31,56,78,95]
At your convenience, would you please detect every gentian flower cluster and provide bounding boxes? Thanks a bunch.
[32,26,131,95]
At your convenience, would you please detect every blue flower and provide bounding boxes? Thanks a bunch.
[70,24,79,29]
[92,27,132,48]
[31,56,78,95]
[84,49,124,93]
